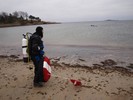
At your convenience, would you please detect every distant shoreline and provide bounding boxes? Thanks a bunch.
[0,11,61,28]
[0,23,33,28]
[0,22,61,28]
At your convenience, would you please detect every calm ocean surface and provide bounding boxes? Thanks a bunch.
[0,20,133,67]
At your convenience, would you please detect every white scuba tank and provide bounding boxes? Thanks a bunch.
[22,34,28,62]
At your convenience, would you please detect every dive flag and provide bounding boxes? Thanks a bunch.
[70,79,82,86]
[43,56,51,82]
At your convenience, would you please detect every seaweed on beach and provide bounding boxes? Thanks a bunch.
[100,59,117,66]
[127,63,133,69]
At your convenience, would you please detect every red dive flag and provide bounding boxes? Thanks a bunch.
[70,79,82,86]
[43,56,51,82]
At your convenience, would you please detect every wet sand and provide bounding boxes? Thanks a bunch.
[0,56,133,100]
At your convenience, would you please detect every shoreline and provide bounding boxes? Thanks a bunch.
[0,55,133,75]
[0,22,61,28]
[0,56,133,100]
[0,23,43,28]
[0,44,133,72]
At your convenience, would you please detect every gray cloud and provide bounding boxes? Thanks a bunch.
[1,0,133,22]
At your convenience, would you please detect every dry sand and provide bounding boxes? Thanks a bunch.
[0,56,133,100]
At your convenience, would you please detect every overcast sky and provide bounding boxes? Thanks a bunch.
[0,0,133,22]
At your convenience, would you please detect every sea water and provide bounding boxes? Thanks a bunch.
[0,20,133,68]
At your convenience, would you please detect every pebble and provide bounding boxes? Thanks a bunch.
[37,91,44,95]
[16,97,20,100]
[14,77,18,81]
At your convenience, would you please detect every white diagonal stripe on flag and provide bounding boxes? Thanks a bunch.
[43,61,51,73]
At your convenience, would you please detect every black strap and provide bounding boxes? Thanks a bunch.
[22,46,27,48]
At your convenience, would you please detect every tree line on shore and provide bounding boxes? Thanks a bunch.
[0,11,42,25]
[0,11,59,26]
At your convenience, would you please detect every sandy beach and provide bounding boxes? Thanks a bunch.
[0,56,133,100]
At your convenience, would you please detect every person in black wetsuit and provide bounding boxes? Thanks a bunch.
[29,26,44,87]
